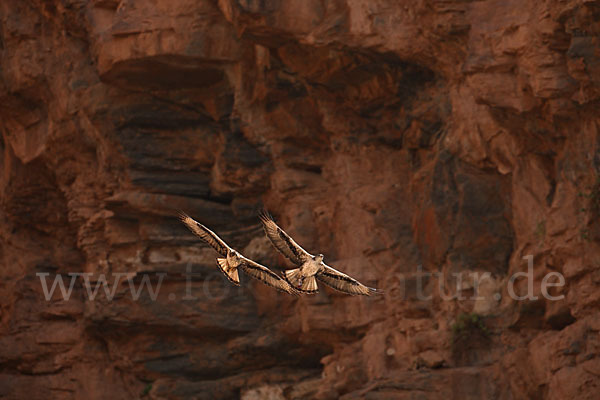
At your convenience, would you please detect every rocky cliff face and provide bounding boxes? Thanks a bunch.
[1,0,599,399]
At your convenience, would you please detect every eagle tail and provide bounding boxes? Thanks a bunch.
[216,258,240,285]
[283,269,318,294]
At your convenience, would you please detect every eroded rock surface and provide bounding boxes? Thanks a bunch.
[1,0,599,398]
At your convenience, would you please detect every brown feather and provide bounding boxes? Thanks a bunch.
[179,212,230,257]
[259,211,311,266]
[316,265,377,296]
[240,258,299,295]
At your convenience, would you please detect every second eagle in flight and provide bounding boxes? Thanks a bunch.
[259,212,378,296]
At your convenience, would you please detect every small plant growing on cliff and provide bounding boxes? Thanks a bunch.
[141,383,153,397]
[576,176,600,242]
[589,177,600,210]
[577,176,600,212]
[535,220,546,241]
[451,313,490,342]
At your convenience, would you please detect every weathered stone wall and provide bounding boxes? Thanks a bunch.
[1,0,599,398]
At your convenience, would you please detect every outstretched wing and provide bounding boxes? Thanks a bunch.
[316,264,379,296]
[240,257,299,295]
[179,211,231,257]
[259,211,312,266]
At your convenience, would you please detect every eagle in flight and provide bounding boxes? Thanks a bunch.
[179,212,297,295]
[259,212,379,295]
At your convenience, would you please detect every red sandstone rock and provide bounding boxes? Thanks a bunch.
[1,0,599,399]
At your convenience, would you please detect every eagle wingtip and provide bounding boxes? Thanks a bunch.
[368,287,383,296]
[286,285,302,296]
[258,209,274,224]
[177,209,190,223]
